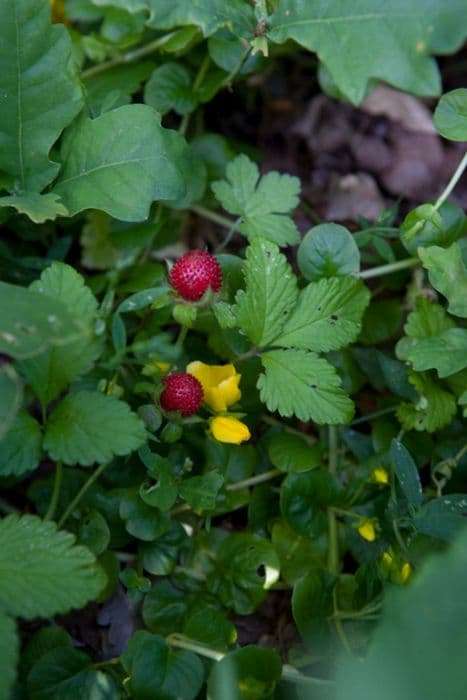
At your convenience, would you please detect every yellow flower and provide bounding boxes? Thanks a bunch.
[358,520,377,542]
[187,361,241,412]
[210,416,251,444]
[372,468,389,485]
[400,562,412,584]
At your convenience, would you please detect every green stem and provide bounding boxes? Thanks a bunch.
[220,46,251,88]
[226,468,282,492]
[350,405,397,426]
[44,461,63,522]
[57,462,110,529]
[359,257,419,280]
[175,325,188,348]
[215,216,242,253]
[81,31,181,80]
[190,205,235,229]
[179,54,212,137]
[433,151,467,211]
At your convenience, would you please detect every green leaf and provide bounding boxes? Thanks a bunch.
[77,510,111,556]
[142,580,188,635]
[297,223,360,281]
[120,491,170,542]
[212,155,301,246]
[359,299,403,345]
[0,411,42,477]
[144,0,255,37]
[268,432,322,473]
[140,522,186,576]
[390,439,422,509]
[0,514,106,619]
[183,602,237,651]
[273,277,370,352]
[0,611,18,700]
[117,286,170,313]
[235,239,298,347]
[268,1,467,104]
[419,243,467,318]
[400,202,467,255]
[20,626,72,680]
[30,262,98,326]
[272,520,326,585]
[292,568,336,646]
[396,297,456,362]
[0,0,83,192]
[208,646,282,700]
[259,349,354,424]
[85,61,154,115]
[0,281,85,360]
[178,472,224,510]
[413,496,467,541]
[53,105,185,222]
[434,89,467,141]
[44,391,146,466]
[397,371,457,433]
[0,364,23,439]
[27,646,118,700]
[404,328,467,378]
[0,193,68,222]
[280,469,341,537]
[144,62,198,116]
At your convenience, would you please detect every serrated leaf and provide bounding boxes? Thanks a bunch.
[235,239,298,347]
[0,611,18,700]
[0,411,42,477]
[0,0,83,192]
[419,243,467,318]
[212,155,301,246]
[273,277,370,352]
[0,364,23,439]
[404,297,454,338]
[397,371,457,433]
[434,89,467,141]
[53,105,185,222]
[268,0,467,104]
[144,62,198,116]
[0,514,106,619]
[259,349,354,424]
[404,328,467,378]
[0,193,68,223]
[390,439,422,509]
[44,391,146,466]
[297,223,360,281]
[31,262,98,325]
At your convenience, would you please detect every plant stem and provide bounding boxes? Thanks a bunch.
[433,151,467,211]
[179,54,212,137]
[57,462,110,529]
[175,324,188,348]
[359,257,419,280]
[190,205,235,229]
[80,31,181,80]
[350,405,397,426]
[44,461,63,522]
[226,468,282,492]
[215,216,242,253]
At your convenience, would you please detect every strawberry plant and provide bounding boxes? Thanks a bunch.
[0,0,467,698]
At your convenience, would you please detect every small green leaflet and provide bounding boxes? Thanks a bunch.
[397,371,456,433]
[419,243,467,318]
[390,439,422,510]
[404,328,467,378]
[235,239,298,347]
[396,297,456,362]
[0,611,18,700]
[0,193,68,223]
[258,349,354,424]
[272,277,370,352]
[144,62,198,116]
[0,411,42,477]
[434,89,467,141]
[178,472,224,511]
[212,155,301,246]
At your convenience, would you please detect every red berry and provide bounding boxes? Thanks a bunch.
[170,250,222,302]
[160,372,204,417]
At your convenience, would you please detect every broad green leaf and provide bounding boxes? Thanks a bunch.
[120,491,170,542]
[413,496,467,541]
[20,626,72,680]
[208,646,282,700]
[31,262,98,326]
[84,61,155,115]
[183,602,237,651]
[404,328,467,378]
[292,568,336,646]
[297,223,360,281]
[419,243,467,318]
[268,432,322,473]
[280,469,341,537]
[77,510,111,556]
[44,391,146,466]
[0,193,68,223]
[0,411,42,477]
[0,0,83,192]
[390,439,422,509]
[396,297,456,361]
[434,89,467,141]
[0,514,106,619]
[400,202,467,255]
[140,522,186,575]
[144,62,198,116]
[268,1,467,104]
[178,472,224,510]
[140,471,178,512]
[273,277,370,352]
[0,364,23,439]
[235,239,298,347]
[53,105,185,222]
[272,520,326,585]
[336,529,467,700]
[0,611,18,700]
[212,155,301,246]
[397,371,456,433]
[0,281,85,360]
[259,349,354,424]
[143,580,188,635]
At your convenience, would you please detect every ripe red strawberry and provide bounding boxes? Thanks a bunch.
[169,250,222,302]
[160,372,204,417]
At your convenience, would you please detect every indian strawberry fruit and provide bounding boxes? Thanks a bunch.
[169,250,222,302]
[160,372,204,416]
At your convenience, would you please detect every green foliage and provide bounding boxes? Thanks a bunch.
[419,243,467,318]
[0,411,42,477]
[268,432,322,473]
[208,646,282,700]
[0,193,68,223]
[297,223,360,280]
[390,439,422,509]
[434,88,467,141]
[0,611,18,700]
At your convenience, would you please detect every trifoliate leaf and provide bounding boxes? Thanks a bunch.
[235,239,298,347]
[0,411,42,477]
[44,391,146,466]
[212,155,301,246]
[0,514,106,619]
[0,193,68,223]
[397,371,457,433]
[419,243,467,318]
[434,89,467,141]
[404,328,467,378]
[0,611,18,700]
[273,277,370,352]
[258,349,354,424]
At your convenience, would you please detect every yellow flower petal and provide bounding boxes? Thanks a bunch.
[358,520,377,542]
[372,468,389,485]
[187,361,241,411]
[210,416,251,444]
[400,562,412,584]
